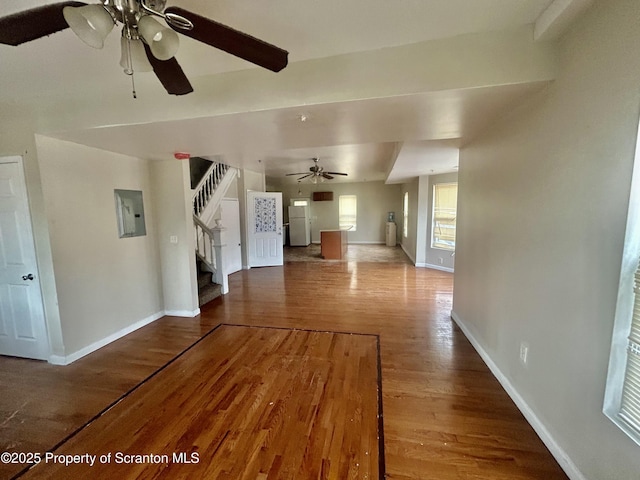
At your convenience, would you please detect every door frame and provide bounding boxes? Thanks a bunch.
[246,191,283,267]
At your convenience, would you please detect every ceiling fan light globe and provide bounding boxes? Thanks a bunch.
[63,5,114,49]
[138,15,179,61]
[120,37,153,73]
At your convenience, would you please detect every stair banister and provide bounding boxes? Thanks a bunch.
[193,161,229,218]
[192,160,236,300]
[193,215,228,294]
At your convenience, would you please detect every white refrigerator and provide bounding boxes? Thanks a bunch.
[288,206,310,246]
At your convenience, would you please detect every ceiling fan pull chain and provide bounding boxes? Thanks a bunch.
[130,71,137,99]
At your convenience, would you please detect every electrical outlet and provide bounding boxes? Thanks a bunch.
[169,235,178,244]
[520,341,529,365]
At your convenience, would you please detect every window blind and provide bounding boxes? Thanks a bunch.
[432,183,457,251]
[339,195,357,231]
[620,260,640,432]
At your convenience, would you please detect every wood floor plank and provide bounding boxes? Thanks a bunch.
[0,255,569,480]
[18,326,380,480]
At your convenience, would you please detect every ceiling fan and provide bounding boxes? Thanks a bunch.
[0,1,288,96]
[286,157,348,183]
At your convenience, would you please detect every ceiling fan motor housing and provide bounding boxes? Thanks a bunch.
[108,0,141,25]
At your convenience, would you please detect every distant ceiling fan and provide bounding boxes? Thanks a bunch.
[0,1,288,96]
[286,157,348,182]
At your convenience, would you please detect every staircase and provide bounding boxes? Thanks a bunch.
[191,158,237,306]
[197,259,222,306]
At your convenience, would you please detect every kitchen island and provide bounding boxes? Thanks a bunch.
[320,229,348,259]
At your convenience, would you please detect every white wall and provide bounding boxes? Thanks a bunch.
[150,159,199,316]
[36,137,164,357]
[452,0,640,478]
[277,181,402,244]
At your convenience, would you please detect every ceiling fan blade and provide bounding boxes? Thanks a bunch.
[164,6,288,72]
[322,173,334,180]
[0,1,86,46]
[285,172,309,176]
[143,44,194,95]
[297,174,313,181]
[325,172,348,176]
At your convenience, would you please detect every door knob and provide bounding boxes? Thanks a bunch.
[22,274,34,281]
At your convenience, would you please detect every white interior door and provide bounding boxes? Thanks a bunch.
[0,157,49,360]
[247,191,283,267]
[220,199,242,274]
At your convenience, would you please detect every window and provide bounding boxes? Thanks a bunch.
[292,199,309,207]
[403,192,409,238]
[339,195,357,231]
[605,258,640,446]
[431,182,457,251]
[604,117,640,445]
[619,265,640,435]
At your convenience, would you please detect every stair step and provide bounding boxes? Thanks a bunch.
[198,270,213,289]
[199,282,222,306]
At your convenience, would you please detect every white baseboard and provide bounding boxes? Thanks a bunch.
[164,308,200,317]
[48,355,67,365]
[48,311,165,366]
[348,241,386,245]
[416,262,454,273]
[309,240,385,245]
[450,311,586,480]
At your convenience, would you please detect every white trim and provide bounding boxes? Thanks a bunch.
[164,308,200,317]
[450,311,587,480]
[309,240,390,245]
[430,245,456,253]
[198,167,238,226]
[416,263,454,273]
[47,355,68,366]
[48,311,165,365]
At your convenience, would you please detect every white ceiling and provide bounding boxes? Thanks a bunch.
[0,0,590,184]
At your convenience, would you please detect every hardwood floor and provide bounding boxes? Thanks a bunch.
[283,243,412,263]
[19,326,380,479]
[0,260,568,480]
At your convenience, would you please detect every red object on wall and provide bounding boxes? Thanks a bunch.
[174,152,191,160]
